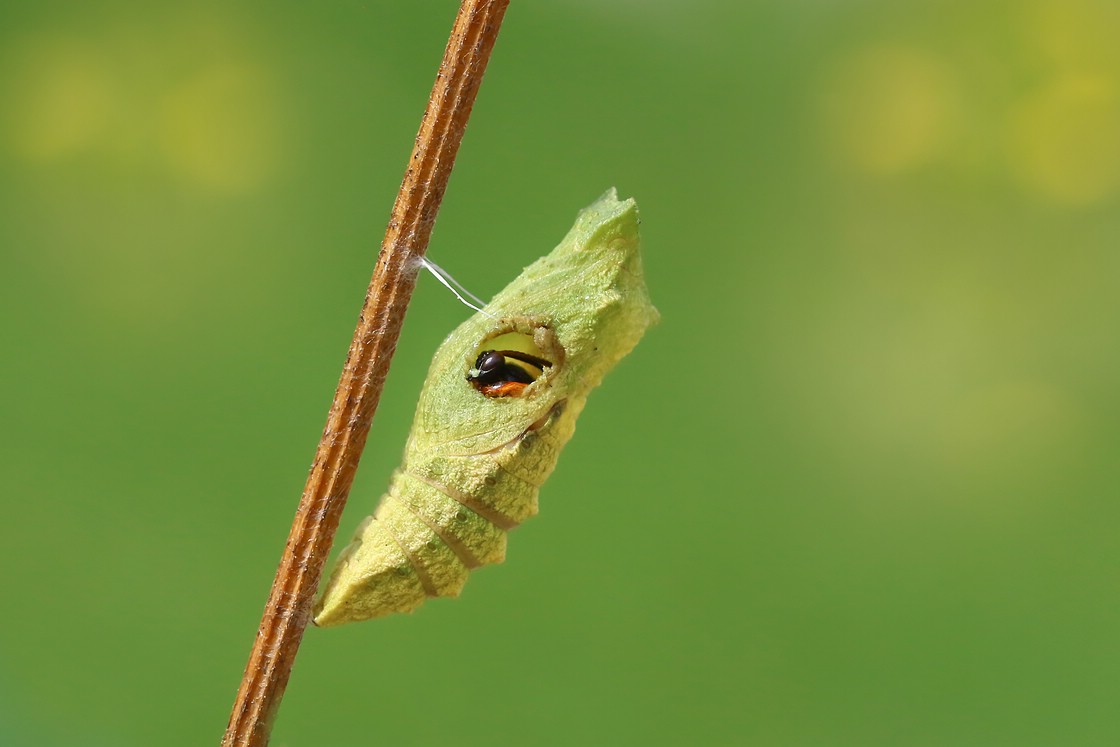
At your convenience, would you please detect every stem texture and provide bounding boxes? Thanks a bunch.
[221,3,510,744]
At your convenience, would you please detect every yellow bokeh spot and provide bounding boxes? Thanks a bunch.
[159,63,281,193]
[938,380,1082,481]
[1025,0,1120,72]
[3,38,115,161]
[1010,75,1120,205]
[820,45,959,176]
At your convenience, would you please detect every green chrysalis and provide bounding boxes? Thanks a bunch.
[313,189,658,626]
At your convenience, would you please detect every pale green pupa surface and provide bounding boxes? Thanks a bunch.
[314,189,658,627]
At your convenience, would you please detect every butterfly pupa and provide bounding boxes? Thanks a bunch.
[313,189,658,626]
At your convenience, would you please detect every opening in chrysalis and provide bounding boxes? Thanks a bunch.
[467,327,558,398]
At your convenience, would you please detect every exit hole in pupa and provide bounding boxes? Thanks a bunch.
[467,324,562,398]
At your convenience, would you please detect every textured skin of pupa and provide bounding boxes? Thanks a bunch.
[313,189,658,626]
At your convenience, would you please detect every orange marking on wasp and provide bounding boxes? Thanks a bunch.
[467,349,552,398]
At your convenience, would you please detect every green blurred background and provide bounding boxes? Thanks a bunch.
[3,1,1119,745]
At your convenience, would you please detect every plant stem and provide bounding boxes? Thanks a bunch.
[221,2,510,745]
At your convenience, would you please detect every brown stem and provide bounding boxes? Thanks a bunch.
[221,2,510,745]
